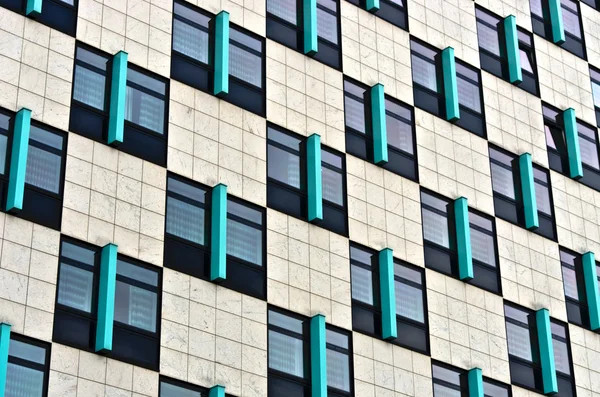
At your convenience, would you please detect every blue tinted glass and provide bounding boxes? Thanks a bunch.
[5,363,43,397]
[227,218,262,265]
[160,382,203,397]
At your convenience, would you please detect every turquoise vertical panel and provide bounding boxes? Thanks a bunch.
[371,83,388,165]
[467,368,483,397]
[536,308,558,395]
[25,0,42,16]
[379,248,397,340]
[519,153,539,230]
[6,108,31,213]
[310,314,326,397]
[209,385,225,397]
[366,0,379,12]
[548,0,565,44]
[563,108,583,179]
[454,197,473,281]
[214,11,230,97]
[582,252,600,330]
[503,15,522,84]
[0,324,10,397]
[211,184,228,281]
[303,0,317,55]
[107,51,128,145]
[441,47,460,122]
[307,134,323,221]
[96,243,118,352]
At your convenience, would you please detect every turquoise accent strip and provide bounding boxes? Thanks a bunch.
[310,314,326,397]
[441,47,459,122]
[548,0,565,44]
[467,368,483,397]
[303,0,317,55]
[519,153,539,230]
[371,83,388,165]
[454,197,473,281]
[211,184,228,281]
[6,108,31,213]
[563,108,583,179]
[25,0,42,16]
[214,11,230,97]
[582,252,600,330]
[96,243,118,352]
[0,324,10,397]
[209,385,225,397]
[536,308,558,395]
[366,0,379,12]
[503,15,522,84]
[107,51,128,145]
[307,134,323,221]
[379,248,397,340]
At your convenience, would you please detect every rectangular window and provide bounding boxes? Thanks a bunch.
[410,39,486,138]
[343,78,418,181]
[164,173,266,299]
[160,377,233,397]
[0,0,77,36]
[543,103,600,191]
[267,124,348,236]
[590,66,600,128]
[432,362,512,397]
[53,237,162,370]
[70,43,169,166]
[6,334,50,397]
[489,145,557,240]
[420,190,502,294]
[475,6,540,96]
[344,0,407,30]
[171,1,266,116]
[530,0,586,59]
[266,0,341,70]
[0,108,67,230]
[350,243,429,354]
[504,303,575,396]
[582,0,600,10]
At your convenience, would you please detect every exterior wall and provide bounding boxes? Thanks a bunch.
[472,0,533,31]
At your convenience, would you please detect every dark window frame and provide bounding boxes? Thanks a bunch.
[0,0,78,36]
[344,0,408,30]
[7,333,51,397]
[530,0,586,59]
[431,360,513,397]
[582,0,600,10]
[590,66,600,128]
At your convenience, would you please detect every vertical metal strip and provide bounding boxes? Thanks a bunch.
[307,134,323,221]
[95,243,118,352]
[211,184,228,281]
[214,11,230,97]
[310,314,326,397]
[371,83,388,164]
[454,197,473,281]
[536,308,558,395]
[441,47,460,122]
[107,51,128,145]
[519,153,539,229]
[6,108,31,213]
[503,15,523,84]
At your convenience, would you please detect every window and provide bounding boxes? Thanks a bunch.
[159,377,231,397]
[53,237,161,370]
[350,243,428,354]
[590,66,600,128]
[0,108,67,230]
[344,0,407,30]
[475,6,540,96]
[4,334,50,397]
[343,78,418,181]
[431,362,512,397]
[420,190,502,294]
[530,0,586,59]
[410,39,486,138]
[267,124,348,236]
[70,43,169,166]
[267,308,353,397]
[0,0,77,36]
[266,0,341,70]
[164,174,266,299]
[489,145,557,241]
[504,303,575,396]
[582,0,600,10]
[171,1,266,116]
[543,103,600,191]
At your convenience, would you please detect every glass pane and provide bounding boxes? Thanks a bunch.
[9,340,46,364]
[61,241,96,266]
[125,86,165,134]
[530,0,543,18]
[579,137,599,170]
[173,19,209,64]
[506,322,533,361]
[25,145,61,194]
[433,383,462,397]
[477,21,501,56]
[344,95,366,133]
[592,81,600,108]
[114,280,157,333]
[168,177,207,203]
[160,382,202,397]
[395,281,424,323]
[73,65,106,110]
[562,6,581,38]
[411,55,437,91]
[117,260,159,286]
[387,114,413,154]
[167,197,205,245]
[483,381,510,397]
[228,200,262,225]
[322,150,342,169]
[269,310,304,334]
[268,330,304,377]
[326,329,348,349]
[268,145,301,188]
[534,181,552,216]
[470,227,496,266]
[227,218,262,265]
[322,167,344,206]
[553,338,571,375]
[267,0,297,24]
[268,127,302,151]
[351,264,373,304]
[490,163,516,199]
[350,246,373,266]
[457,76,481,113]
[57,264,93,312]
[433,365,461,385]
[58,0,75,4]
[395,264,422,285]
[5,363,43,397]
[422,208,450,248]
[127,68,165,95]
[519,49,534,73]
[229,45,262,88]
[317,8,338,44]
[327,349,350,392]
[0,135,7,175]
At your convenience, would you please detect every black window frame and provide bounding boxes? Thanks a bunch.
[475,5,540,97]
[266,0,342,70]
[159,376,237,396]
[431,361,512,397]
[53,236,163,371]
[530,0,586,59]
[489,144,557,241]
[6,333,51,397]
[163,172,267,300]
[171,0,266,116]
[0,0,78,36]
[349,242,430,355]
[344,0,407,30]
[343,77,419,182]
[69,42,170,167]
[590,66,600,128]
[409,37,487,138]
[267,123,349,237]
[582,0,600,10]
